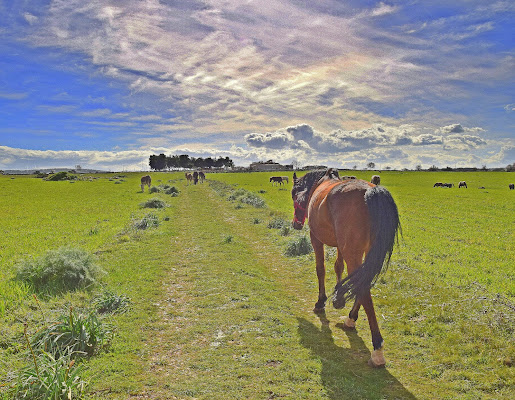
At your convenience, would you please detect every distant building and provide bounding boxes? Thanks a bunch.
[249,160,293,171]
[302,165,328,170]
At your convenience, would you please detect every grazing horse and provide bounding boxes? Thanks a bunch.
[270,176,284,186]
[509,183,514,190]
[199,171,206,183]
[140,175,151,192]
[458,181,467,188]
[185,172,193,184]
[442,183,454,188]
[371,175,381,185]
[193,171,199,185]
[291,169,400,367]
[433,182,443,187]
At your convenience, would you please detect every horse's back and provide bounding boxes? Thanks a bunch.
[309,179,372,248]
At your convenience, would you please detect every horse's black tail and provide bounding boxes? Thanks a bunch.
[332,186,400,309]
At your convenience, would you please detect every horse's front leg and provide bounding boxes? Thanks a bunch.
[310,232,327,312]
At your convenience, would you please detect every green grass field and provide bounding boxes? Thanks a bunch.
[0,171,513,399]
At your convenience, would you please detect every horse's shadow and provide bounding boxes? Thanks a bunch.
[298,314,416,400]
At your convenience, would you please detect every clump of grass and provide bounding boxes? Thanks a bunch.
[32,307,112,358]
[164,186,179,196]
[8,350,85,400]
[280,225,291,236]
[15,247,104,294]
[223,235,233,244]
[227,188,266,208]
[94,290,131,314]
[285,236,313,256]
[268,217,287,229]
[149,186,160,193]
[253,218,261,224]
[132,213,159,230]
[140,197,168,208]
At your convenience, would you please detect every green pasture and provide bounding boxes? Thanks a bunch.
[0,171,513,399]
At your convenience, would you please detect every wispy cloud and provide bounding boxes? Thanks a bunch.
[0,0,513,169]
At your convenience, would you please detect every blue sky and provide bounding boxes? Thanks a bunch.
[0,0,514,170]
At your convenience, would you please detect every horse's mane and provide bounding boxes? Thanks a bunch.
[294,169,340,207]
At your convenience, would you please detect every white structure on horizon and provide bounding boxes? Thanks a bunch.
[249,160,293,171]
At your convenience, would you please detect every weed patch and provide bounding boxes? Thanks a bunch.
[32,308,113,359]
[7,350,85,400]
[94,290,131,314]
[285,236,313,256]
[131,213,160,230]
[15,247,104,294]
[140,197,168,208]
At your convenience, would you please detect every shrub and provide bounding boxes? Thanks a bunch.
[32,308,112,358]
[15,247,104,294]
[94,290,131,314]
[165,186,179,195]
[132,213,159,230]
[149,186,160,193]
[285,236,313,257]
[140,198,168,208]
[268,218,287,229]
[280,225,291,236]
[239,193,266,208]
[8,351,85,400]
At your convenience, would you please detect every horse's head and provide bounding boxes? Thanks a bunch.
[291,169,339,230]
[291,174,308,229]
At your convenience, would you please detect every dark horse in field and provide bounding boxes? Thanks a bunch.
[291,169,400,367]
[140,175,151,192]
[270,176,284,186]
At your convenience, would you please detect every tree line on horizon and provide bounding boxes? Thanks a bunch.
[149,154,234,171]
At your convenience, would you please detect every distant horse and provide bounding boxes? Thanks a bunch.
[185,172,193,184]
[199,171,206,183]
[281,176,289,184]
[458,181,467,188]
[509,183,514,190]
[140,175,151,192]
[371,175,381,185]
[270,176,284,186]
[193,171,199,185]
[291,169,400,367]
[442,183,454,188]
[433,182,443,187]
[343,176,357,180]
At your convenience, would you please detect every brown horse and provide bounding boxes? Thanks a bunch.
[291,169,400,367]
[140,175,151,192]
[185,172,193,184]
[193,171,199,185]
[199,171,206,183]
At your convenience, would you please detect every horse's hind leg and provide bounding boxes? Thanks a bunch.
[311,232,327,312]
[343,298,360,329]
[360,290,385,367]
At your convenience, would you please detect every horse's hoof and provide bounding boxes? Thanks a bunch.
[368,348,386,368]
[313,307,325,314]
[342,317,356,330]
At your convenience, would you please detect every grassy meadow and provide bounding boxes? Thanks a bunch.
[0,170,513,399]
